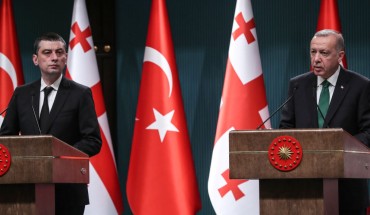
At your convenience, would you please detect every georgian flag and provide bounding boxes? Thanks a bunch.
[208,0,270,214]
[66,0,123,214]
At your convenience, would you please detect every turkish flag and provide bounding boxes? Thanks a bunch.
[66,0,123,214]
[316,0,347,68]
[126,0,201,214]
[208,0,270,214]
[0,0,24,126]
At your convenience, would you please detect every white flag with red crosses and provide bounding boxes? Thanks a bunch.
[208,0,270,214]
[66,0,123,214]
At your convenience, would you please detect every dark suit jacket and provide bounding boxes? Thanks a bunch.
[0,76,102,208]
[280,67,370,212]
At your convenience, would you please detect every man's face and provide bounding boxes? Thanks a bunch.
[310,35,344,79]
[32,40,67,77]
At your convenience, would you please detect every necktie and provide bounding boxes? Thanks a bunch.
[318,80,330,128]
[39,87,53,134]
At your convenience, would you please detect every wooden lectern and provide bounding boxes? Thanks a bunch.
[229,128,370,215]
[0,135,89,215]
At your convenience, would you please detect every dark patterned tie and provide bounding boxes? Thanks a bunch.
[39,87,53,134]
[318,80,330,128]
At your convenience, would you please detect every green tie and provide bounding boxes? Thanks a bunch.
[318,80,330,128]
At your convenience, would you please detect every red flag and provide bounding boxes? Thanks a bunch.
[0,0,24,125]
[66,0,123,214]
[316,0,347,68]
[126,0,201,214]
[208,0,269,214]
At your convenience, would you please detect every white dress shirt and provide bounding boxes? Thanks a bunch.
[316,66,340,104]
[39,74,63,116]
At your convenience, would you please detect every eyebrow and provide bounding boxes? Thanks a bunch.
[41,48,65,52]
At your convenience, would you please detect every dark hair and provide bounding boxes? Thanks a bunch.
[33,32,67,54]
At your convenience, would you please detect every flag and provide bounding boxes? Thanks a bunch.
[316,0,347,68]
[66,0,123,214]
[0,0,24,126]
[126,0,201,214]
[208,0,270,214]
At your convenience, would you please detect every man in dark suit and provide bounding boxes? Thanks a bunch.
[0,32,102,214]
[280,29,370,214]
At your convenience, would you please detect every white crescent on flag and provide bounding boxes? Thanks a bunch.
[0,0,24,127]
[0,53,17,126]
[0,52,17,89]
[143,46,173,97]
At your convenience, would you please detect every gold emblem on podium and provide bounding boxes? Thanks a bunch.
[268,136,303,172]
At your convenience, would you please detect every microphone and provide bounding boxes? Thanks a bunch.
[313,85,330,128]
[256,85,298,129]
[31,93,42,134]
[0,108,7,115]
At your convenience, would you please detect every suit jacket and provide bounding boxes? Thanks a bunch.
[0,76,102,208]
[280,67,370,212]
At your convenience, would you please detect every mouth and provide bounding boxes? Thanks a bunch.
[49,65,59,69]
[313,65,323,71]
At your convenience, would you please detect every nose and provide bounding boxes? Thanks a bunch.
[50,52,58,60]
[312,52,321,63]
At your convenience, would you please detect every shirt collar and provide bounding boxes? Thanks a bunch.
[317,66,341,87]
[40,74,63,92]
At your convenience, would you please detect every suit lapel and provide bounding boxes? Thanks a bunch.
[42,77,71,134]
[325,68,350,126]
[307,74,319,127]
[30,81,42,134]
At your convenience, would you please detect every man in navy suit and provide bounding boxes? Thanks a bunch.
[0,32,102,214]
[280,29,370,214]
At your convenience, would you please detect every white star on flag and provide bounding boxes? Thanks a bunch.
[147,108,179,142]
[127,1,201,212]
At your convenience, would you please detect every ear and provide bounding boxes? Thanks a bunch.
[338,51,345,63]
[32,54,38,66]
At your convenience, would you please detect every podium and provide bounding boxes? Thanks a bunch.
[229,129,370,215]
[0,135,89,215]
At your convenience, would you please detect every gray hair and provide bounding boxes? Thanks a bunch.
[314,29,345,52]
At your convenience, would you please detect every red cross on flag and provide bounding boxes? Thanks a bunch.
[208,0,270,214]
[66,0,123,214]
[316,0,347,68]
[0,0,24,126]
[126,0,201,214]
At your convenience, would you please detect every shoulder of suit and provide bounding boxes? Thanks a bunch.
[340,68,370,83]
[13,79,40,93]
[291,71,314,82]
[61,77,90,91]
